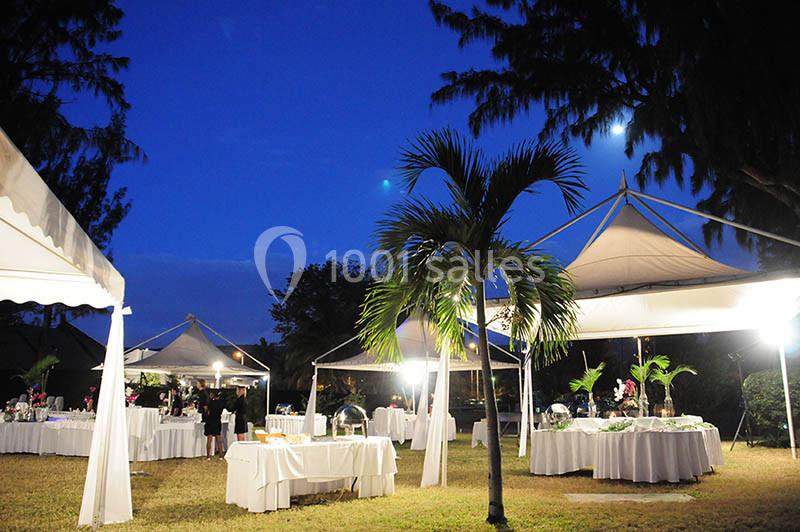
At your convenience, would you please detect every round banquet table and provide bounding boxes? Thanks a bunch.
[592,429,711,482]
[404,413,456,442]
[265,414,327,436]
[531,429,595,475]
[369,408,407,443]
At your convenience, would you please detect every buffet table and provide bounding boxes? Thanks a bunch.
[0,408,253,460]
[529,416,723,481]
[225,436,397,512]
[265,414,327,436]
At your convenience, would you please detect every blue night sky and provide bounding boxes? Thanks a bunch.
[69,1,757,346]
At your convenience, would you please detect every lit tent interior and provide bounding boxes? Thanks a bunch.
[307,315,521,469]
[473,180,800,461]
[0,128,131,526]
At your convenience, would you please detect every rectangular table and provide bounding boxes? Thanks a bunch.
[225,436,396,512]
[266,414,327,436]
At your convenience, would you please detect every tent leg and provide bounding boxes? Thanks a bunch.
[779,343,797,460]
[441,354,450,487]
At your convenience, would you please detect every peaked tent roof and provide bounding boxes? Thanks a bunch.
[474,202,800,340]
[567,204,750,296]
[0,128,124,308]
[123,322,267,376]
[316,316,519,372]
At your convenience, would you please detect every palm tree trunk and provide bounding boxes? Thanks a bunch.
[475,281,506,525]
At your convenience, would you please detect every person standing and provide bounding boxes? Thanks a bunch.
[205,390,225,460]
[233,386,248,441]
[196,379,209,421]
[170,387,183,417]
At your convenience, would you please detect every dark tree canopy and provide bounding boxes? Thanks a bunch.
[271,262,370,390]
[1,0,139,328]
[430,0,800,267]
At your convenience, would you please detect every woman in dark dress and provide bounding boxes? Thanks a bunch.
[233,386,248,441]
[170,387,183,417]
[204,390,224,459]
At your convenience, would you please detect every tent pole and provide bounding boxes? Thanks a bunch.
[441,346,450,487]
[411,381,416,414]
[123,318,190,355]
[523,190,624,250]
[629,194,708,256]
[196,318,270,371]
[578,193,625,255]
[778,343,797,460]
[629,190,800,249]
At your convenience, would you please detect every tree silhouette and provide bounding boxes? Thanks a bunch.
[430,0,800,267]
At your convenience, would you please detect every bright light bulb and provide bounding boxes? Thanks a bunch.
[400,361,427,384]
[212,361,224,372]
[468,342,477,350]
[611,124,625,136]
[760,321,792,346]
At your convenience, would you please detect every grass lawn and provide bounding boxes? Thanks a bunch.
[1,434,798,531]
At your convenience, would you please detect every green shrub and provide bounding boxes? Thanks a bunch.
[742,368,800,447]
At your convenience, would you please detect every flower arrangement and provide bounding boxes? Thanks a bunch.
[569,359,605,418]
[613,378,639,416]
[30,392,47,408]
[125,386,139,407]
[84,386,97,412]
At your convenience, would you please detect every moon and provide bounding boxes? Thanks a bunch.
[611,124,625,136]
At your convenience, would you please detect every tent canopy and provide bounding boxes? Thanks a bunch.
[0,129,124,309]
[316,316,519,372]
[0,128,131,525]
[476,202,800,340]
[123,322,267,377]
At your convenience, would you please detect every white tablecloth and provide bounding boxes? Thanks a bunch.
[569,416,703,431]
[266,414,327,436]
[593,430,711,482]
[530,416,722,479]
[403,414,456,442]
[370,408,407,443]
[225,436,396,512]
[0,416,252,460]
[531,429,595,475]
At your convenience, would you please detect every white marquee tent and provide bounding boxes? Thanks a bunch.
[473,181,800,462]
[307,316,520,460]
[123,321,269,378]
[0,128,131,526]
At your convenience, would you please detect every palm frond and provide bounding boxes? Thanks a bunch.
[16,355,60,387]
[494,244,577,366]
[651,365,697,387]
[569,362,606,393]
[398,128,488,216]
[631,355,672,383]
[484,140,586,232]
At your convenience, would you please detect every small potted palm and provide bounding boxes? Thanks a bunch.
[630,355,670,417]
[569,354,605,418]
[650,364,697,417]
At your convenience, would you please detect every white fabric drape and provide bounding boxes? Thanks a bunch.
[421,343,450,487]
[411,358,429,451]
[302,371,318,435]
[78,306,131,526]
[518,357,531,457]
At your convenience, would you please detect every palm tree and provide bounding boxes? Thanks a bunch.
[569,362,606,417]
[651,364,697,416]
[630,355,670,416]
[358,129,585,525]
